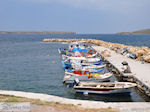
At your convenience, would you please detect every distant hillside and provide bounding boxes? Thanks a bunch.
[117,29,150,34]
[0,31,76,34]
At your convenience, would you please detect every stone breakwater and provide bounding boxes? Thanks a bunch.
[43,38,150,63]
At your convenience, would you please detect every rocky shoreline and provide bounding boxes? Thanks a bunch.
[43,38,150,63]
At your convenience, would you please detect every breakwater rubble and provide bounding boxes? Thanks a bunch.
[43,38,150,63]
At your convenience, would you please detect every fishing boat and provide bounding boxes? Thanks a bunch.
[68,42,92,51]
[61,59,102,69]
[67,50,97,58]
[73,80,137,95]
[59,42,98,58]
[61,55,102,69]
[82,64,106,70]
[68,56,101,63]
[58,48,67,55]
[65,56,102,66]
[65,64,106,73]
[63,71,113,84]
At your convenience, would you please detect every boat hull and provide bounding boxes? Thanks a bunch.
[63,73,112,84]
[73,82,137,95]
[74,88,133,95]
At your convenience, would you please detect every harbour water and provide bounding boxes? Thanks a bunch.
[0,33,150,102]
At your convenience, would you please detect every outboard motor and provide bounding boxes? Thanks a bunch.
[68,78,80,88]
[74,78,80,86]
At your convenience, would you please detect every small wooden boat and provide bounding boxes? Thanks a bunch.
[65,65,106,73]
[73,81,137,95]
[66,56,102,66]
[58,48,68,55]
[63,71,113,84]
[61,55,102,69]
[67,56,100,62]
[58,42,97,58]
[82,64,106,70]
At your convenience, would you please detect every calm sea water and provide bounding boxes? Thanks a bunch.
[0,33,150,102]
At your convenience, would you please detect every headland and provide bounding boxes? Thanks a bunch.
[117,29,150,34]
[0,31,76,34]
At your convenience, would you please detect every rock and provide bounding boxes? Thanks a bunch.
[144,55,150,63]
[137,50,147,57]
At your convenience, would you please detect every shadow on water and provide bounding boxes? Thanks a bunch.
[73,93,132,102]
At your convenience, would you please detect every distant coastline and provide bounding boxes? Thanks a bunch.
[0,31,76,34]
[117,29,150,34]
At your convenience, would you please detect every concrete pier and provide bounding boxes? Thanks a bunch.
[92,45,150,97]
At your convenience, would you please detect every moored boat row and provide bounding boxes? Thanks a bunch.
[58,42,137,95]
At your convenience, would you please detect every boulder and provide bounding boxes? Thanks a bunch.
[144,55,150,63]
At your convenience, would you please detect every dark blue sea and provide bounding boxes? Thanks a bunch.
[0,33,150,102]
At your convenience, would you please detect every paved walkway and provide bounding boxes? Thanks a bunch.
[92,45,150,88]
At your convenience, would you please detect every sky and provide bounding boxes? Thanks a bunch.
[0,0,150,34]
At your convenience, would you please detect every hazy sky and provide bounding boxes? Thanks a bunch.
[0,0,150,33]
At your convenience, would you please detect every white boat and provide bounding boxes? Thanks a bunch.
[66,52,98,59]
[61,55,102,69]
[67,56,101,63]
[67,64,106,73]
[63,71,113,84]
[69,41,90,50]
[82,64,106,70]
[73,81,137,95]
